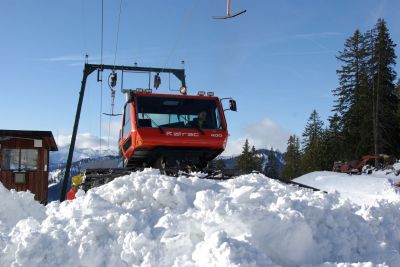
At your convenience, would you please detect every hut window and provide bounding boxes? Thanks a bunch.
[21,149,38,171]
[1,149,38,171]
[1,149,20,170]
[14,172,26,183]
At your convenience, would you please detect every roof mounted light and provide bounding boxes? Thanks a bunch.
[180,86,187,95]
[145,89,152,94]
[197,91,205,96]
[207,92,214,96]
[136,88,144,93]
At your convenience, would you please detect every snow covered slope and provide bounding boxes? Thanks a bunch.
[1,170,400,266]
[295,171,400,206]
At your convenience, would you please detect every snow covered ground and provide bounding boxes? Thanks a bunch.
[295,171,400,206]
[1,169,400,266]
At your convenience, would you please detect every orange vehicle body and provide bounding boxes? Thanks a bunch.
[118,91,229,169]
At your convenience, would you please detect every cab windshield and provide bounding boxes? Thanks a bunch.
[136,96,223,130]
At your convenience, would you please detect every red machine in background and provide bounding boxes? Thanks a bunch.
[332,155,384,174]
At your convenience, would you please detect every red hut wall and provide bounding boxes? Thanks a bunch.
[0,138,49,203]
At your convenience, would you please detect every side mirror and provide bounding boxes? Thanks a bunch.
[229,99,237,111]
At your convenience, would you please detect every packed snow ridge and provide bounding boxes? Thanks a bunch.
[1,169,400,266]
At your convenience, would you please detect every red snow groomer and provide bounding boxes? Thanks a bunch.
[332,155,384,174]
[119,90,236,172]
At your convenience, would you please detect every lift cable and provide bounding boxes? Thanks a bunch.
[103,0,124,148]
[113,0,123,69]
[99,0,105,154]
[107,106,112,149]
[100,0,104,66]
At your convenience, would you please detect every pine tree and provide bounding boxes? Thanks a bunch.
[280,135,302,181]
[302,110,325,172]
[352,71,374,157]
[333,29,372,159]
[250,145,262,172]
[321,114,344,169]
[215,159,225,171]
[264,147,279,178]
[236,139,252,172]
[302,110,324,148]
[369,19,398,156]
[333,30,368,119]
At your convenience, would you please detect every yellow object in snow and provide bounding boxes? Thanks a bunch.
[72,174,83,186]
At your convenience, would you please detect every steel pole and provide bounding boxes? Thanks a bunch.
[60,65,91,201]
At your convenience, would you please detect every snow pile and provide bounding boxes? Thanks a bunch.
[1,169,400,266]
[393,162,400,172]
[0,185,46,256]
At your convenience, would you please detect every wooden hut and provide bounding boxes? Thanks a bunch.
[0,130,58,203]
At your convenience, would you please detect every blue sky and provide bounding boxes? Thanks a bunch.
[1,0,399,155]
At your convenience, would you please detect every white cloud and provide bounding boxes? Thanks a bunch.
[222,118,292,156]
[56,133,118,152]
[39,54,110,64]
[103,120,122,139]
[222,138,247,157]
[55,119,122,151]
[40,55,89,62]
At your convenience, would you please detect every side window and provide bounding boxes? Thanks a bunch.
[215,107,222,129]
[20,149,38,171]
[1,149,38,171]
[1,149,19,170]
[123,104,131,137]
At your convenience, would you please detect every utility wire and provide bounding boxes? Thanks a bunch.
[106,0,123,149]
[113,0,123,68]
[108,107,112,149]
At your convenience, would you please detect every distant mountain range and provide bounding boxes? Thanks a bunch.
[48,146,120,202]
[50,146,117,170]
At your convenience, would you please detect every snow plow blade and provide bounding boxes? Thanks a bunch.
[284,180,325,192]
